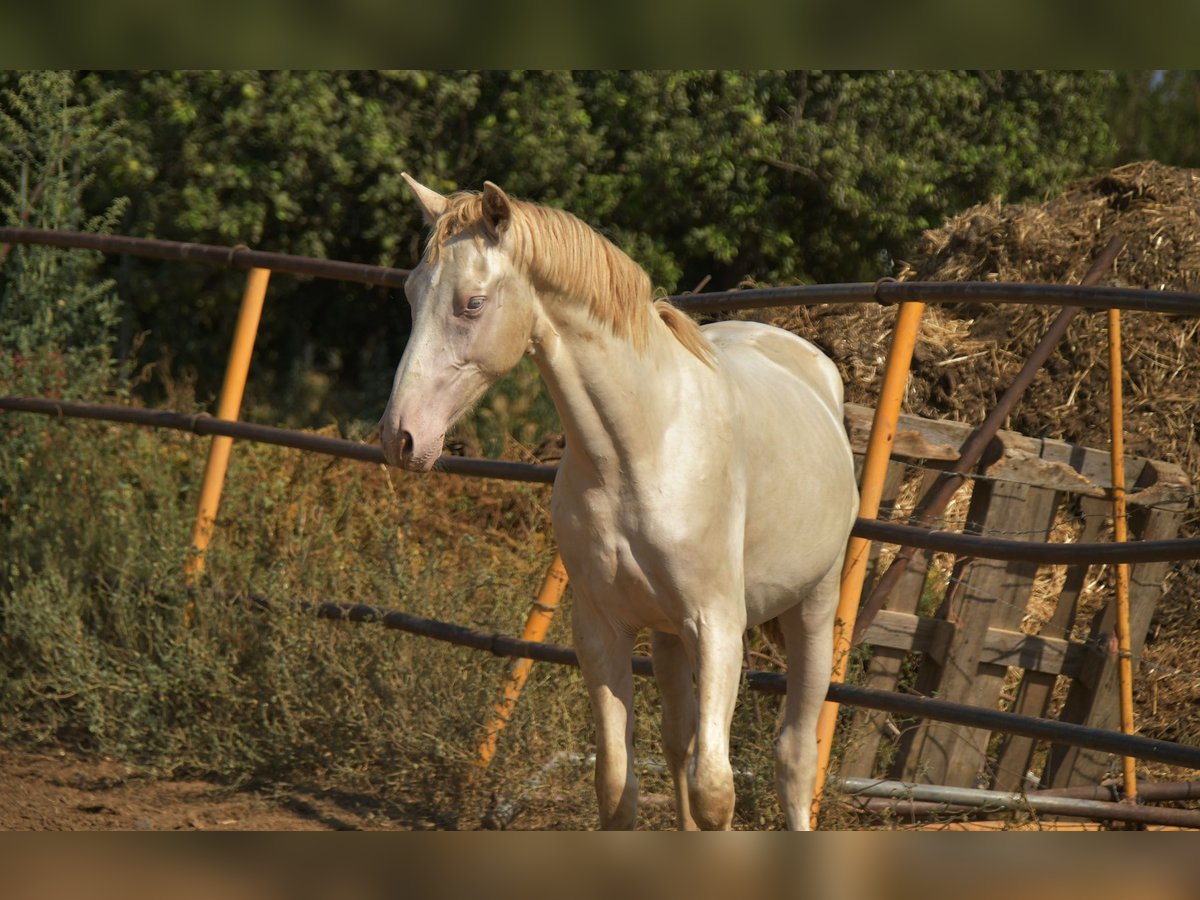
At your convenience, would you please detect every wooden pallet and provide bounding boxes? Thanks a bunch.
[836,403,1191,790]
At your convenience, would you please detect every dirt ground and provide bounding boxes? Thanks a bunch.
[0,747,415,831]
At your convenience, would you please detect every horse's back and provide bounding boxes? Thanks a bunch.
[702,320,844,415]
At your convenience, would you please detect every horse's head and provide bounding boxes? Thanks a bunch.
[380,175,536,471]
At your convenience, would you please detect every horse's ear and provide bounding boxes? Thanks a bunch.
[481,181,512,234]
[402,173,449,226]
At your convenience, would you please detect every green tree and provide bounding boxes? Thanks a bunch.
[86,71,489,415]
[0,70,128,400]
[72,71,1118,421]
[0,71,130,524]
[1110,71,1200,168]
[560,71,1116,288]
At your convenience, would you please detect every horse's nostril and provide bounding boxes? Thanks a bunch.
[400,430,414,457]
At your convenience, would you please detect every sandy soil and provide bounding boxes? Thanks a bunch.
[0,747,414,831]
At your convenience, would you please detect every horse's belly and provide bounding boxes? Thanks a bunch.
[739,456,856,626]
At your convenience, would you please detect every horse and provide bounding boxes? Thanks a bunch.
[379,175,859,830]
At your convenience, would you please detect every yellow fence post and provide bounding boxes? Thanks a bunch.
[1107,307,1138,803]
[473,553,569,772]
[184,267,272,585]
[811,299,926,827]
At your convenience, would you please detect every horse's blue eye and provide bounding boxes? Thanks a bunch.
[466,296,486,312]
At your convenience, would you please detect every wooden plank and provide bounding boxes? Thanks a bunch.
[843,404,1191,506]
[839,469,939,779]
[894,480,1060,787]
[863,460,912,581]
[844,404,964,462]
[991,496,1109,791]
[858,610,1080,678]
[1044,462,1188,788]
[943,483,1061,789]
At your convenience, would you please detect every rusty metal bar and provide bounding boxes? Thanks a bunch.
[300,597,1200,771]
[5,396,1200,566]
[1033,780,1200,802]
[852,519,1200,566]
[5,227,1200,315]
[813,299,926,825]
[0,397,556,483]
[847,795,1196,829]
[836,777,1200,828]
[1108,306,1139,801]
[851,237,1125,643]
[0,227,410,287]
[671,279,1200,317]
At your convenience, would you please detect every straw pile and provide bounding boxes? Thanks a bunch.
[770,161,1200,466]
[766,160,1200,756]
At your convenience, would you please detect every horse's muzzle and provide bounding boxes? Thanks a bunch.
[380,420,442,472]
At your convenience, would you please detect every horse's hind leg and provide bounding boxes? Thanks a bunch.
[572,599,639,829]
[774,562,840,830]
[652,631,698,831]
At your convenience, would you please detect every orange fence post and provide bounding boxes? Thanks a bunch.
[1107,307,1138,802]
[811,299,926,827]
[473,553,569,772]
[184,267,271,584]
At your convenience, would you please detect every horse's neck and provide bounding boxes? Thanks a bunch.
[530,297,698,483]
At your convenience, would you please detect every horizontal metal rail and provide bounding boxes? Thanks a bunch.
[5,226,1200,316]
[1033,780,1200,802]
[301,598,1200,772]
[5,395,1200,565]
[0,227,411,288]
[857,519,1200,565]
[671,280,1200,317]
[0,396,551,485]
[836,777,1200,828]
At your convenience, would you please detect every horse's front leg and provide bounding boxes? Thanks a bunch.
[572,599,639,830]
[652,630,698,830]
[684,616,745,830]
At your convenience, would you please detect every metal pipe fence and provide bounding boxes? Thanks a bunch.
[0,226,411,287]
[294,597,1200,772]
[5,225,1200,820]
[835,777,1200,829]
[6,225,1200,315]
[5,395,1200,566]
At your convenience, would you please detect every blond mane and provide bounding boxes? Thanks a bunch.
[427,191,714,366]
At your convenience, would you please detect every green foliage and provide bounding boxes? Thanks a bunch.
[0,71,132,531]
[0,71,128,400]
[60,70,1121,424]
[1110,71,1200,168]
[0,406,543,803]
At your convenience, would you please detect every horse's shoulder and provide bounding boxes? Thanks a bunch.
[701,320,843,406]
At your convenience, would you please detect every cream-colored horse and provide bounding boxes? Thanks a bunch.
[380,176,858,830]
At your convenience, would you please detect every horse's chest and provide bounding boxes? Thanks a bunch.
[551,489,679,631]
